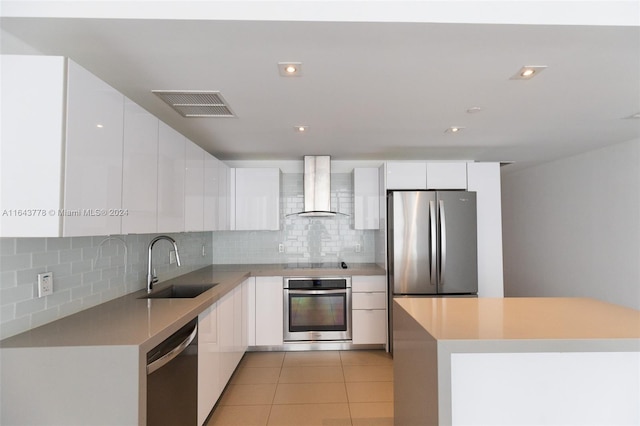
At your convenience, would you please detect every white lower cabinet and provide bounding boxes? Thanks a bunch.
[351,275,387,345]
[255,276,284,346]
[198,279,250,425]
[198,303,220,426]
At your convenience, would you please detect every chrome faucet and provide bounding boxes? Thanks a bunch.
[147,235,181,293]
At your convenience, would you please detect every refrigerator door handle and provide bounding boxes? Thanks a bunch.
[429,200,437,287]
[439,199,447,287]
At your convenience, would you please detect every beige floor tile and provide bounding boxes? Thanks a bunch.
[267,403,351,426]
[278,366,344,383]
[273,382,348,404]
[219,383,277,406]
[350,402,394,426]
[241,352,285,368]
[346,381,394,403]
[206,405,271,426]
[283,350,342,367]
[231,367,281,384]
[340,350,393,366]
[343,365,393,382]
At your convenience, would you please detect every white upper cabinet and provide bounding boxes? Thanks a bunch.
[1,55,65,237]
[217,162,231,231]
[354,167,380,230]
[122,99,159,234]
[234,168,281,231]
[185,141,205,232]
[62,60,124,237]
[386,161,468,190]
[426,162,468,189]
[203,154,220,231]
[157,122,185,233]
[386,162,427,190]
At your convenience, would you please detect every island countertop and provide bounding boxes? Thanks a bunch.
[393,296,640,426]
[393,296,640,341]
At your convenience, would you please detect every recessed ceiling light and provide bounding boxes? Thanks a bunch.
[466,107,482,114]
[294,125,309,133]
[96,124,104,128]
[278,62,303,77]
[625,112,640,119]
[510,65,547,80]
[445,126,465,134]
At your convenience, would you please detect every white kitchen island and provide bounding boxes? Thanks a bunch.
[393,297,640,426]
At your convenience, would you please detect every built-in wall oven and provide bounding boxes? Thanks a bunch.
[283,277,352,342]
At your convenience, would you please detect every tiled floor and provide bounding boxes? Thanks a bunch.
[206,350,394,426]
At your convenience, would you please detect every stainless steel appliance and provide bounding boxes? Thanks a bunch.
[283,277,352,342]
[147,318,198,426]
[388,190,478,296]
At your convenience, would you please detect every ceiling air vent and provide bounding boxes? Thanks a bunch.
[152,90,236,117]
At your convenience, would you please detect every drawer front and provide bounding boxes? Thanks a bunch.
[351,275,386,292]
[352,309,387,345]
[352,292,386,310]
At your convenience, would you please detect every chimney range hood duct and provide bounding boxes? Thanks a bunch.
[293,156,342,217]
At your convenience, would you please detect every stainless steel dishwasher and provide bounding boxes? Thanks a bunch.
[146,318,198,426]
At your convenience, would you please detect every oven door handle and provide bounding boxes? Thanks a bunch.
[285,289,349,295]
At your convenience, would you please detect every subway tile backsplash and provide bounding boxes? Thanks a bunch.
[0,232,212,339]
[210,173,376,265]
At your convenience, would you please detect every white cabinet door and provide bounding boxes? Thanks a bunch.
[122,99,158,234]
[185,140,204,232]
[244,277,256,346]
[198,303,220,426]
[232,284,244,366]
[157,122,185,233]
[203,154,220,231]
[352,310,387,345]
[234,168,281,231]
[63,59,124,237]
[426,162,468,189]
[386,162,427,190]
[218,162,231,231]
[255,276,284,346]
[354,168,380,230]
[467,162,504,297]
[217,290,235,386]
[1,55,65,237]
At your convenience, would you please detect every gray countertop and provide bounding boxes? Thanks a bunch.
[0,263,385,351]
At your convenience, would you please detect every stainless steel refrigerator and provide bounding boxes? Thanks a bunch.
[388,190,478,296]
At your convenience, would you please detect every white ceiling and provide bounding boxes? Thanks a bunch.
[1,3,639,170]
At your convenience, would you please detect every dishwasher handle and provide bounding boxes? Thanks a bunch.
[147,322,197,375]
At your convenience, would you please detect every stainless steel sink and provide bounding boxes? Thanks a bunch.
[140,284,217,299]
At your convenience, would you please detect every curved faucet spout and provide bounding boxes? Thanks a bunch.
[147,235,181,293]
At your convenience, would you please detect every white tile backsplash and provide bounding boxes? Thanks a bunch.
[0,232,212,340]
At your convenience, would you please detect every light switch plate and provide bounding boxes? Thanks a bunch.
[37,272,53,297]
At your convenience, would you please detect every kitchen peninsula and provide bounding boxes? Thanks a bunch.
[393,297,640,426]
[0,263,384,425]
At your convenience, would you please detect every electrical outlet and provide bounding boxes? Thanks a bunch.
[169,250,176,264]
[278,243,284,253]
[37,272,53,297]
[355,243,361,253]
[202,244,206,257]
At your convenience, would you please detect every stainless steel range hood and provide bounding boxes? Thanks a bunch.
[295,156,339,217]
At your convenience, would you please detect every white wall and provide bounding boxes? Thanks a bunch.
[501,139,640,309]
